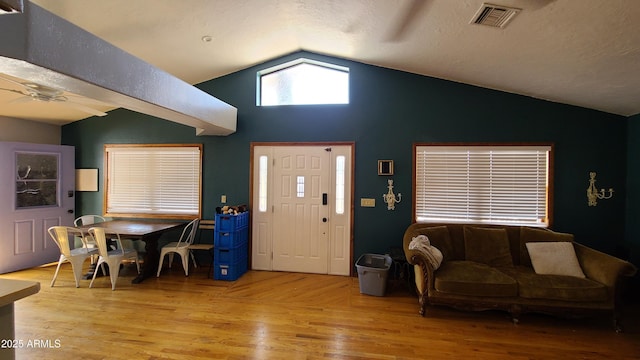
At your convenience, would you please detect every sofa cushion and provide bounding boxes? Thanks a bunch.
[501,266,607,302]
[520,227,574,267]
[421,226,455,262]
[526,242,586,278]
[434,261,518,297]
[463,226,513,267]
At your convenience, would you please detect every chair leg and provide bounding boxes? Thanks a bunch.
[181,253,189,276]
[189,250,198,269]
[207,248,214,278]
[87,244,97,265]
[50,255,65,287]
[157,251,166,277]
[99,263,107,276]
[69,256,89,288]
[108,260,121,291]
[89,258,104,288]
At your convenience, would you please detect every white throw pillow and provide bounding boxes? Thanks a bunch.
[525,242,586,278]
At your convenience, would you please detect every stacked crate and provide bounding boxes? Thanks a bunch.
[213,211,249,280]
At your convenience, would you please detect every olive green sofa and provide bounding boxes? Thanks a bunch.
[402,223,637,331]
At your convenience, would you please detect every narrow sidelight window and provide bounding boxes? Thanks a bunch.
[258,155,268,212]
[335,155,345,215]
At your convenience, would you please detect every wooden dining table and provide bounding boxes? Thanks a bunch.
[77,219,186,283]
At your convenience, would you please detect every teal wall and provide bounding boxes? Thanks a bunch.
[62,51,631,269]
[626,114,640,265]
[626,114,640,297]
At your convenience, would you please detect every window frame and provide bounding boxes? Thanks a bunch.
[256,57,350,106]
[103,143,203,220]
[412,143,554,227]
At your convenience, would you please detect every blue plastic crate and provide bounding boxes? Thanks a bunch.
[213,257,248,281]
[214,243,248,264]
[215,212,249,232]
[214,227,248,248]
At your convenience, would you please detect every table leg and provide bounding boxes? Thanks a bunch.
[1,303,16,360]
[132,233,162,284]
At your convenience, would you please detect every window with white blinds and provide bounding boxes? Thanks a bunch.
[105,144,202,219]
[415,144,552,227]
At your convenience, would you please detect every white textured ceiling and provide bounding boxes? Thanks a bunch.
[3,0,640,125]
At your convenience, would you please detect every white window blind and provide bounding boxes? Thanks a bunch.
[105,145,201,217]
[415,145,551,227]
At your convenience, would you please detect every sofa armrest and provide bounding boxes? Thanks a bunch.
[411,253,435,293]
[403,229,437,296]
[574,243,637,287]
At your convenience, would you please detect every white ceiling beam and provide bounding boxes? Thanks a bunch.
[0,0,236,135]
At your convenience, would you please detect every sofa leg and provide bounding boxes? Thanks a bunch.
[613,313,624,333]
[419,295,427,316]
[510,304,522,325]
[614,320,623,333]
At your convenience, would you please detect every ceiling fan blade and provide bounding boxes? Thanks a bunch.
[0,74,27,88]
[0,87,27,96]
[58,100,108,117]
[8,96,34,104]
[6,93,108,116]
[1,74,67,98]
[1,74,108,116]
[386,0,432,42]
[65,93,115,107]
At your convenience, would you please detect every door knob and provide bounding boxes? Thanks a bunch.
[322,217,327,222]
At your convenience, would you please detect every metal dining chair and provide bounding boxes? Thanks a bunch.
[189,219,215,277]
[48,226,99,288]
[73,214,108,261]
[88,227,140,290]
[157,218,200,277]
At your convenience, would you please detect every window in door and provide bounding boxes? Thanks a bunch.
[15,152,59,208]
[296,176,305,197]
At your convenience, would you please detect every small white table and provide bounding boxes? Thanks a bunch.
[0,278,40,360]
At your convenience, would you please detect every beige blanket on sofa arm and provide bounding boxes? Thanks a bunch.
[409,235,443,270]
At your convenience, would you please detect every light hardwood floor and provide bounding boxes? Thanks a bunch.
[1,262,639,360]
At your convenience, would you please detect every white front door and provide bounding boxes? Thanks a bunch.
[0,142,75,274]
[251,144,352,275]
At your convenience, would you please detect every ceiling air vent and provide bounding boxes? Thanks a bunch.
[471,3,520,28]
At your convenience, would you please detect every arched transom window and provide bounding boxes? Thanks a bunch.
[257,58,349,106]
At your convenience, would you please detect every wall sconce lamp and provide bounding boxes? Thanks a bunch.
[382,179,401,210]
[586,172,613,206]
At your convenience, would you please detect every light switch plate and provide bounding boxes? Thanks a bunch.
[360,198,375,207]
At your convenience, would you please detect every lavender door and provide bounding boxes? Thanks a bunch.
[0,141,75,274]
